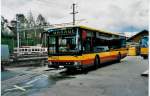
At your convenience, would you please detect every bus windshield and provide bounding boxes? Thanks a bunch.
[48,28,81,55]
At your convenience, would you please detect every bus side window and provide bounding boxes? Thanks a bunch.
[83,37,91,52]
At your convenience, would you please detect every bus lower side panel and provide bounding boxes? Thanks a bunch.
[48,51,127,69]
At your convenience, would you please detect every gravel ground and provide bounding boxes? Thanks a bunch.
[1,56,148,96]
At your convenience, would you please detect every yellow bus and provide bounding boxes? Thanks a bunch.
[46,26,128,70]
[127,43,140,56]
[140,36,148,59]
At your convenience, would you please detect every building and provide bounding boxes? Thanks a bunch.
[127,30,148,56]
[127,30,148,43]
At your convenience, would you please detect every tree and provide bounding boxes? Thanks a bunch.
[1,16,14,37]
[27,11,36,28]
[36,14,48,26]
[16,14,28,28]
[1,16,5,34]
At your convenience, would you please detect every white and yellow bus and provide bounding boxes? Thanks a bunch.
[46,26,128,70]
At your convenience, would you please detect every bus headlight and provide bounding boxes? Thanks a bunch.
[48,62,53,68]
[74,62,81,66]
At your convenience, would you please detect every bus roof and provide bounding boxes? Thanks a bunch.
[47,25,125,37]
[79,25,124,37]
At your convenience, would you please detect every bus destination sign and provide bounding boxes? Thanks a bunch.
[48,29,75,35]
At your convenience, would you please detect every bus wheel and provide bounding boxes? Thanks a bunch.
[94,56,100,69]
[143,56,148,59]
[117,53,121,62]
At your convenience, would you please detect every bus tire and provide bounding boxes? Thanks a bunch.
[94,55,100,69]
[117,53,121,62]
[143,56,148,59]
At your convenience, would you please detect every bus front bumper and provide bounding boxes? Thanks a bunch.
[48,61,82,69]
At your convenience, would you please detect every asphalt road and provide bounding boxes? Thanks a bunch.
[1,56,148,96]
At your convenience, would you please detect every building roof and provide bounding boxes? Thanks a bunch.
[127,30,148,41]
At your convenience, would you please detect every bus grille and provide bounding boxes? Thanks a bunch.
[52,62,74,65]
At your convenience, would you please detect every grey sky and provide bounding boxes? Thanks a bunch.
[1,0,149,32]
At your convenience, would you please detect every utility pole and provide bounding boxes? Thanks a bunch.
[16,14,20,54]
[71,3,78,26]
